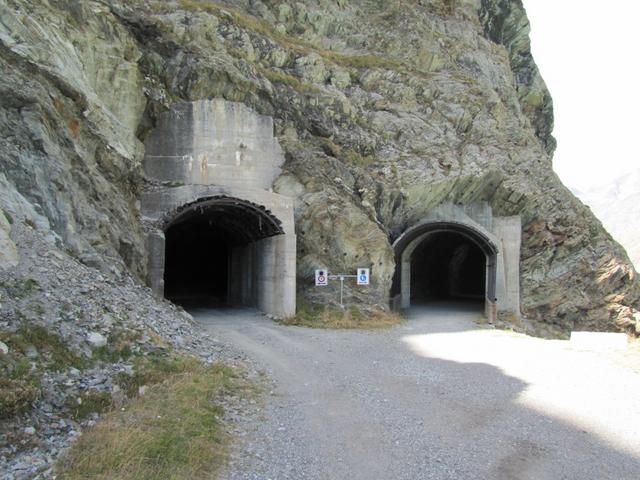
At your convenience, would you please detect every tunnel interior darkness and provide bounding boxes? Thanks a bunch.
[164,219,230,306]
[163,197,284,308]
[410,231,486,303]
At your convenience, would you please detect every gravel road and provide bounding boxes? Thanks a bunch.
[194,303,640,480]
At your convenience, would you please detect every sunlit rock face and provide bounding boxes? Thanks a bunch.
[0,0,638,335]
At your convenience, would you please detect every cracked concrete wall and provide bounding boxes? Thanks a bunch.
[144,99,285,191]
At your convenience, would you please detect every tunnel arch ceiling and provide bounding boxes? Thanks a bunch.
[165,196,285,242]
[140,99,296,318]
[391,204,522,321]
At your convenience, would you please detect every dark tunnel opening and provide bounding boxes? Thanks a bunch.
[410,231,486,305]
[164,219,230,307]
[162,197,284,309]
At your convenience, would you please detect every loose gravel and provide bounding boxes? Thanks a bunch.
[196,304,640,480]
[0,222,252,479]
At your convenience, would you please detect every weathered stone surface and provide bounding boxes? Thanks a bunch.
[0,209,18,268]
[144,99,286,192]
[0,0,638,336]
[0,0,147,278]
[86,332,107,348]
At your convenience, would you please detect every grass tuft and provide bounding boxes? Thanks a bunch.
[91,329,141,364]
[116,352,198,398]
[2,209,13,225]
[0,377,39,418]
[0,324,86,373]
[65,390,113,420]
[3,278,39,299]
[19,324,86,371]
[258,66,322,94]
[175,0,405,73]
[281,300,404,329]
[1,323,87,418]
[56,360,248,480]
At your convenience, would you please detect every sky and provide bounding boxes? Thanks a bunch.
[522,0,640,192]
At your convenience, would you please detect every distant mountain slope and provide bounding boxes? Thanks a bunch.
[574,169,640,270]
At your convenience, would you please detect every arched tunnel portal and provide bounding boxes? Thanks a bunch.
[391,221,499,320]
[147,195,296,317]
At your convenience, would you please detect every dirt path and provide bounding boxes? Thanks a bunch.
[194,304,640,480]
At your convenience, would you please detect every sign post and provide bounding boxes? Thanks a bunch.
[313,267,371,308]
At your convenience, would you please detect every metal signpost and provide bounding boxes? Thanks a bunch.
[315,267,370,308]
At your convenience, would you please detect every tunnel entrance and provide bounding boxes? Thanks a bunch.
[164,219,230,307]
[391,220,498,319]
[162,196,285,309]
[410,232,486,305]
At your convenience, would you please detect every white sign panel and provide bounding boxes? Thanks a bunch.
[315,269,328,286]
[357,268,370,285]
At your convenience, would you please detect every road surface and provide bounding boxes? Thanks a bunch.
[194,303,640,480]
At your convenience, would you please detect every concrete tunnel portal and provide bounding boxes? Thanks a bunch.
[392,219,501,320]
[162,196,287,310]
[141,99,297,318]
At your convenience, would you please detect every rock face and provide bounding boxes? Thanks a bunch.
[0,0,638,335]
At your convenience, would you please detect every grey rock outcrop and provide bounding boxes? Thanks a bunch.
[0,0,638,337]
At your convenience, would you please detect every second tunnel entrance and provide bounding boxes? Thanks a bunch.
[391,220,499,319]
[410,231,486,305]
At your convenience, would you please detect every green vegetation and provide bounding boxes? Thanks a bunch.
[343,148,376,168]
[320,138,342,158]
[2,209,13,225]
[56,359,251,480]
[65,390,113,420]
[281,299,404,329]
[428,0,457,17]
[1,323,85,373]
[1,323,88,419]
[174,0,407,71]
[320,51,402,71]
[0,377,39,419]
[319,139,377,167]
[91,329,140,364]
[92,344,133,363]
[116,352,198,398]
[2,278,39,299]
[258,66,322,94]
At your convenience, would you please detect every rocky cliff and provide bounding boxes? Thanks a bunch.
[1,0,639,336]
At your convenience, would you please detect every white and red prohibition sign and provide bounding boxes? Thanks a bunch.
[315,269,328,286]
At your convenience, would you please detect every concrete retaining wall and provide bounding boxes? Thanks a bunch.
[493,216,521,315]
[229,233,296,318]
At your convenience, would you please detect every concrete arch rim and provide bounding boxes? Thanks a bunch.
[161,194,285,238]
[392,220,499,258]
